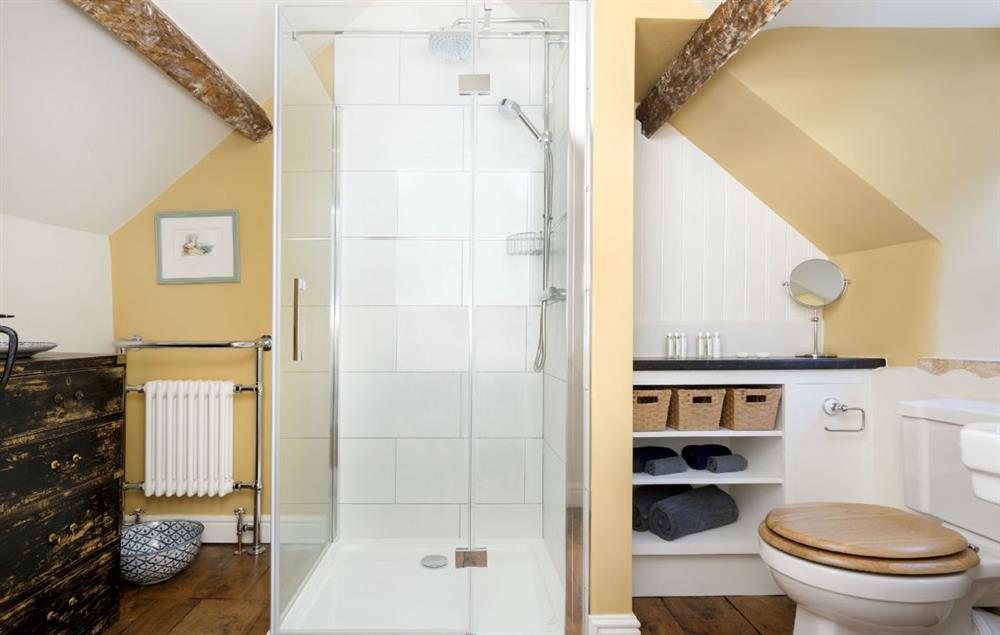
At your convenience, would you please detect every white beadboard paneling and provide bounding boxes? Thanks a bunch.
[635,123,825,336]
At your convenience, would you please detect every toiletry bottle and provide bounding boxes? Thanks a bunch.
[666,333,675,359]
[712,332,721,358]
[699,332,708,359]
[679,333,688,359]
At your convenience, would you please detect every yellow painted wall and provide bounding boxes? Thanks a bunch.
[825,240,939,365]
[591,0,705,615]
[110,114,273,517]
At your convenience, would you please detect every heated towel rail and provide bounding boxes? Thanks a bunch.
[116,334,273,556]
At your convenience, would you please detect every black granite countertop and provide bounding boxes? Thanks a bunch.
[634,356,887,371]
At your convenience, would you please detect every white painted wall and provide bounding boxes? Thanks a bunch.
[634,123,827,356]
[0,214,113,353]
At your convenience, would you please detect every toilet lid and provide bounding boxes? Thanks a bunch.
[765,502,969,559]
[759,523,980,576]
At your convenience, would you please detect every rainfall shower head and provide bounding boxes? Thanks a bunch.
[498,98,548,144]
[428,30,473,62]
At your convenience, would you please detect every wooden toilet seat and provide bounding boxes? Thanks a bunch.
[760,503,980,576]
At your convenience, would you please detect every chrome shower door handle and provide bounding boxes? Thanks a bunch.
[822,397,866,432]
[292,278,306,362]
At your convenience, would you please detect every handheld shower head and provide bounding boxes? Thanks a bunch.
[497,98,548,144]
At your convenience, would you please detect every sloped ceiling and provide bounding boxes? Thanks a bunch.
[0,0,274,235]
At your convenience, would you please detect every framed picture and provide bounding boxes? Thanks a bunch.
[155,211,240,284]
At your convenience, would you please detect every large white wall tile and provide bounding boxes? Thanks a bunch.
[398,172,472,237]
[282,105,332,172]
[399,37,471,105]
[475,172,530,238]
[339,306,396,371]
[340,504,461,539]
[280,372,333,439]
[396,439,469,503]
[543,374,567,462]
[524,439,543,504]
[397,307,469,371]
[339,372,462,438]
[396,241,464,305]
[473,373,543,438]
[281,171,332,239]
[281,239,331,306]
[477,39,531,106]
[474,306,527,371]
[338,439,396,503]
[334,37,400,104]
[473,439,525,503]
[474,240,531,305]
[476,104,544,172]
[340,240,396,305]
[341,172,397,237]
[472,504,542,539]
[341,106,465,171]
[280,438,332,505]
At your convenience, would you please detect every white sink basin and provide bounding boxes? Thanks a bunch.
[961,422,1000,505]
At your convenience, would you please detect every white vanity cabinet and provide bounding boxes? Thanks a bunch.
[631,365,880,597]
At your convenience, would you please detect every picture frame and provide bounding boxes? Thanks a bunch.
[154,210,240,284]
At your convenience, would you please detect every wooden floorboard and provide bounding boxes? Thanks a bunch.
[117,544,799,635]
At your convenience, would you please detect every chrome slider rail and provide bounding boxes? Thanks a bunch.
[117,334,272,556]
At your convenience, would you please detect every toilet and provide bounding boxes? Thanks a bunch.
[759,399,1000,634]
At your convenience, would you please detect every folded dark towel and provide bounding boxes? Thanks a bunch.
[645,456,688,476]
[706,454,748,473]
[632,484,694,531]
[633,446,676,473]
[647,485,739,540]
[681,444,732,470]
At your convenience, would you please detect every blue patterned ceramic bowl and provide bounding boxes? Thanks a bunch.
[121,520,204,585]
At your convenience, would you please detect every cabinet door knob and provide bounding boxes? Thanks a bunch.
[68,523,79,533]
[46,611,59,622]
[50,459,61,471]
[67,596,78,608]
[71,453,83,464]
[48,533,62,546]
[73,390,84,401]
[53,394,64,405]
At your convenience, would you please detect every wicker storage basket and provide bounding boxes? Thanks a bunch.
[633,388,672,432]
[722,387,782,431]
[667,388,725,431]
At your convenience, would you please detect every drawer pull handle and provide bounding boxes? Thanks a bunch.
[50,454,84,473]
[46,610,59,622]
[67,596,78,608]
[48,533,62,546]
[50,459,61,471]
[73,390,84,401]
[72,453,83,464]
[53,394,64,405]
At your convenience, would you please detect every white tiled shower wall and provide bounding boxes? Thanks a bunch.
[282,28,565,552]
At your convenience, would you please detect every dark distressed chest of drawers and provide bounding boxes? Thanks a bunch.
[0,354,125,634]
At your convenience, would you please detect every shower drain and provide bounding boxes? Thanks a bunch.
[421,554,449,569]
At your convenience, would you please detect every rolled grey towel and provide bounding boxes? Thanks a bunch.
[633,446,676,473]
[706,454,748,473]
[647,485,739,541]
[645,456,688,476]
[632,484,693,531]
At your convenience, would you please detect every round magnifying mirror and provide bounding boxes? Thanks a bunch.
[787,259,847,309]
[785,259,847,358]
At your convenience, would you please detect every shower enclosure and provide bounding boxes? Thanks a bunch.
[272,2,588,633]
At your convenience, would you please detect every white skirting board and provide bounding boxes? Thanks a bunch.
[633,554,780,597]
[122,514,329,545]
[588,613,641,635]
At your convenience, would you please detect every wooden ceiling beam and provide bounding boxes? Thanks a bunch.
[635,0,791,138]
[67,0,272,142]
